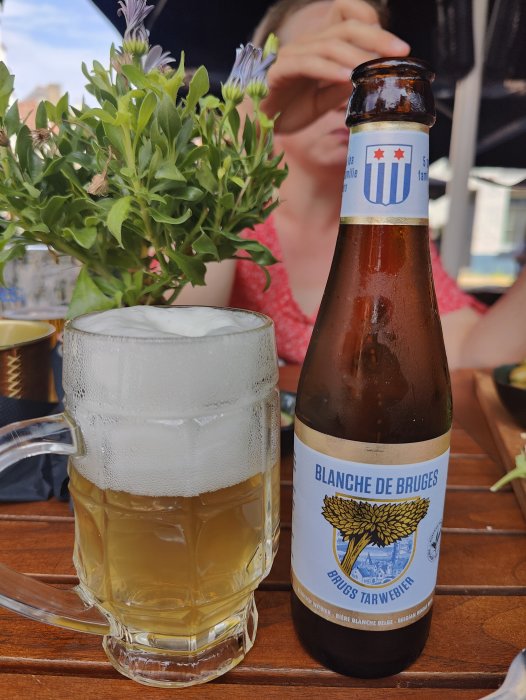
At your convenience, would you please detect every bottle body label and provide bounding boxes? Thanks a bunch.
[292,420,450,631]
[340,122,429,225]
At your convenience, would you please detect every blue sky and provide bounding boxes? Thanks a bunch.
[0,0,121,103]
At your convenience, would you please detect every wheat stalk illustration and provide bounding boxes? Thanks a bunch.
[322,496,430,577]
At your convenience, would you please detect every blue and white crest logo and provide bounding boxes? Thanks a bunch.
[364,144,412,206]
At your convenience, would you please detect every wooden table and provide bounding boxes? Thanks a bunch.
[0,368,524,699]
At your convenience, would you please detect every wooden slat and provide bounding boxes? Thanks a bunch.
[0,519,524,589]
[0,498,71,517]
[0,592,522,689]
[0,675,494,699]
[0,520,75,576]
[451,370,500,462]
[443,490,526,529]
[447,455,504,487]
[437,531,526,586]
[450,427,490,456]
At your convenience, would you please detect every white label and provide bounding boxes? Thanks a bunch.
[340,123,429,223]
[291,432,449,630]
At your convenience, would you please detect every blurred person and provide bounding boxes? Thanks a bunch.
[176,0,526,369]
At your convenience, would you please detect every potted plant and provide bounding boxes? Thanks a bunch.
[0,0,285,318]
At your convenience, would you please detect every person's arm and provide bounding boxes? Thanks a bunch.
[174,259,236,307]
[442,268,526,369]
[261,0,410,133]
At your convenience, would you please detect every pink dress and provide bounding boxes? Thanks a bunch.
[229,217,485,364]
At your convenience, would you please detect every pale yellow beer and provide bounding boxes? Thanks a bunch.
[61,306,280,686]
[69,461,280,637]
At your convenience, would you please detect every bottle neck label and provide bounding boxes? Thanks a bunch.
[292,419,450,631]
[340,122,429,226]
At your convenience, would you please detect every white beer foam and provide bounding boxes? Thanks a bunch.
[71,403,277,497]
[65,307,279,497]
[73,305,265,337]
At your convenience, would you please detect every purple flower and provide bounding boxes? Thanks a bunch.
[222,43,276,103]
[118,0,154,56]
[143,45,175,73]
[117,0,154,30]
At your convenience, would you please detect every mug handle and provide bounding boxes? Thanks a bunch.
[0,414,109,634]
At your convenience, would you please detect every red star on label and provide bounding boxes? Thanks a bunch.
[393,148,405,160]
[373,148,384,160]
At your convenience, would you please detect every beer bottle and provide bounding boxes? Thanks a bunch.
[291,57,452,678]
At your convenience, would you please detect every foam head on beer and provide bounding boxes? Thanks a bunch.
[72,305,266,338]
[63,306,278,498]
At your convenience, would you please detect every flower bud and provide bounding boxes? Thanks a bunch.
[246,80,269,101]
[263,33,279,60]
[0,129,9,147]
[122,27,150,57]
[221,81,245,105]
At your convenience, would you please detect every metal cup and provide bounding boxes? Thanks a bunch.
[0,320,55,403]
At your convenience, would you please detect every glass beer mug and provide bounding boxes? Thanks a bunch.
[0,306,280,688]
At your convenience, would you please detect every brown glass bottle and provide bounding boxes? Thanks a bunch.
[291,58,452,679]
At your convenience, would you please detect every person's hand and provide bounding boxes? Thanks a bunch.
[261,0,410,133]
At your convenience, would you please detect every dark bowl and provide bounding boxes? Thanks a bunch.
[493,364,526,429]
[280,391,296,455]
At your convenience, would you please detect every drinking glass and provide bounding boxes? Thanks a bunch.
[0,307,280,687]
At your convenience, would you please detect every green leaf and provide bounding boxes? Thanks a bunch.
[0,241,26,266]
[184,66,209,115]
[138,140,153,177]
[106,196,131,246]
[4,100,20,136]
[157,95,181,142]
[15,125,34,175]
[163,54,186,99]
[150,208,192,225]
[55,92,70,120]
[179,144,209,169]
[67,267,116,318]
[136,91,157,141]
[42,156,67,177]
[121,64,153,90]
[43,100,57,124]
[195,164,217,193]
[155,164,186,182]
[227,108,240,138]
[35,101,48,129]
[175,116,194,152]
[64,226,97,249]
[102,122,126,154]
[192,233,218,259]
[242,117,255,154]
[167,249,206,285]
[0,62,15,117]
[219,192,235,209]
[27,222,50,234]
[81,107,117,125]
[171,186,204,202]
[0,222,19,243]
[257,111,275,130]
[40,195,70,227]
[237,240,277,266]
[23,181,41,198]
[200,95,221,110]
[120,166,135,178]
